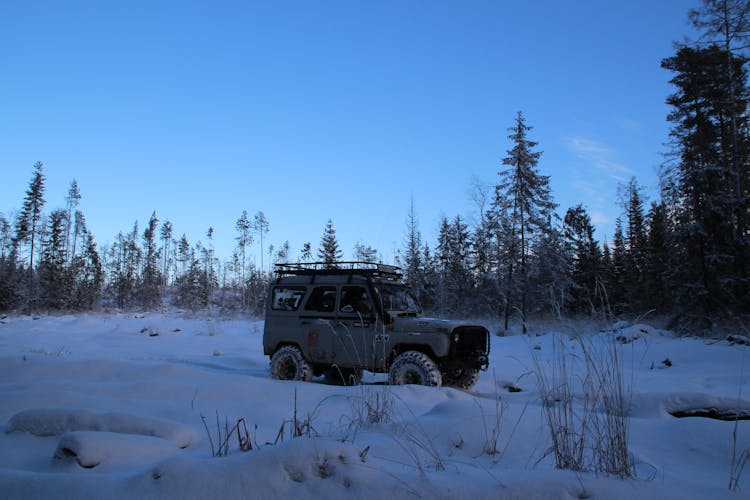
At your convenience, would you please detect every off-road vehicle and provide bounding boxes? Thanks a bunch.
[262,262,490,389]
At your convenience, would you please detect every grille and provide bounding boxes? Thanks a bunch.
[451,326,489,356]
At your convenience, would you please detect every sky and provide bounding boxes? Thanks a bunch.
[0,0,700,268]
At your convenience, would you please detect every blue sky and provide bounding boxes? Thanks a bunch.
[1,0,699,268]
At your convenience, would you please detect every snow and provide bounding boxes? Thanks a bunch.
[0,312,748,499]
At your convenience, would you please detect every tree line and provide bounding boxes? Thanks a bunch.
[1,1,748,330]
[0,172,378,316]
[398,1,748,331]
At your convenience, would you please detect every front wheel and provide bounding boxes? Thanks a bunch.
[442,368,480,390]
[388,351,442,387]
[270,345,313,382]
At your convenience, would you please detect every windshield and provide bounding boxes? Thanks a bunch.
[376,285,422,314]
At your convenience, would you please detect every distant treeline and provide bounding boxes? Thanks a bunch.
[1,2,748,330]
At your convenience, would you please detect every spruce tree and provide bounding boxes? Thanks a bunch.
[645,202,670,311]
[563,204,602,315]
[610,217,627,313]
[38,209,69,310]
[690,1,750,273]
[13,162,46,311]
[140,212,161,308]
[623,178,648,310]
[492,112,556,332]
[662,44,749,312]
[435,215,472,316]
[402,198,425,302]
[70,230,103,310]
[318,219,342,267]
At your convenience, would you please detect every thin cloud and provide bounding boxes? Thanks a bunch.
[567,136,634,181]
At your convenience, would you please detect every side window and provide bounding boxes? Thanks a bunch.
[340,286,372,315]
[304,286,337,312]
[271,286,306,311]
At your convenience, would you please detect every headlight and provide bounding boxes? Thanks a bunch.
[453,333,460,343]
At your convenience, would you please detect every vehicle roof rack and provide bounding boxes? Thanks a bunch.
[274,261,403,281]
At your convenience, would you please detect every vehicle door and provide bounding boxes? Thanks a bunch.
[299,285,337,363]
[334,285,376,370]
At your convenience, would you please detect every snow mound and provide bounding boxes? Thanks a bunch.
[54,431,179,469]
[139,438,387,499]
[5,409,199,448]
[663,393,750,420]
[630,392,750,419]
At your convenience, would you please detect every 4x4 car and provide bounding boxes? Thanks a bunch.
[263,262,490,389]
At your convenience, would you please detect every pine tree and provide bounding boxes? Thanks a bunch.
[204,227,216,305]
[64,180,81,264]
[235,211,251,284]
[253,212,269,273]
[318,219,343,267]
[160,220,172,288]
[275,240,291,264]
[353,242,378,262]
[300,242,312,262]
[71,211,86,263]
[177,234,191,278]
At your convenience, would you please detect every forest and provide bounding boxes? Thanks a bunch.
[1,2,748,333]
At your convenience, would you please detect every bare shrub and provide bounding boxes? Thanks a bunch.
[580,334,634,478]
[475,371,509,456]
[200,411,253,457]
[533,334,595,471]
[271,387,320,444]
[533,331,634,477]
[340,386,394,441]
[730,348,749,491]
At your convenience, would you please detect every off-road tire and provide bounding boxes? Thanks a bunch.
[388,351,442,387]
[270,345,313,382]
[323,365,363,386]
[441,368,480,390]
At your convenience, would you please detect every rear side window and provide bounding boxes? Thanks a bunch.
[304,286,337,312]
[271,286,306,311]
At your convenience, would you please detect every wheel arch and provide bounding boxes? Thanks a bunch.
[388,343,437,367]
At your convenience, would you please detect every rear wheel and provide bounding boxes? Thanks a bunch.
[270,345,313,382]
[441,368,480,390]
[388,351,442,387]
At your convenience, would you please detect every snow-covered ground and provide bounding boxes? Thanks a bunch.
[0,313,748,499]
